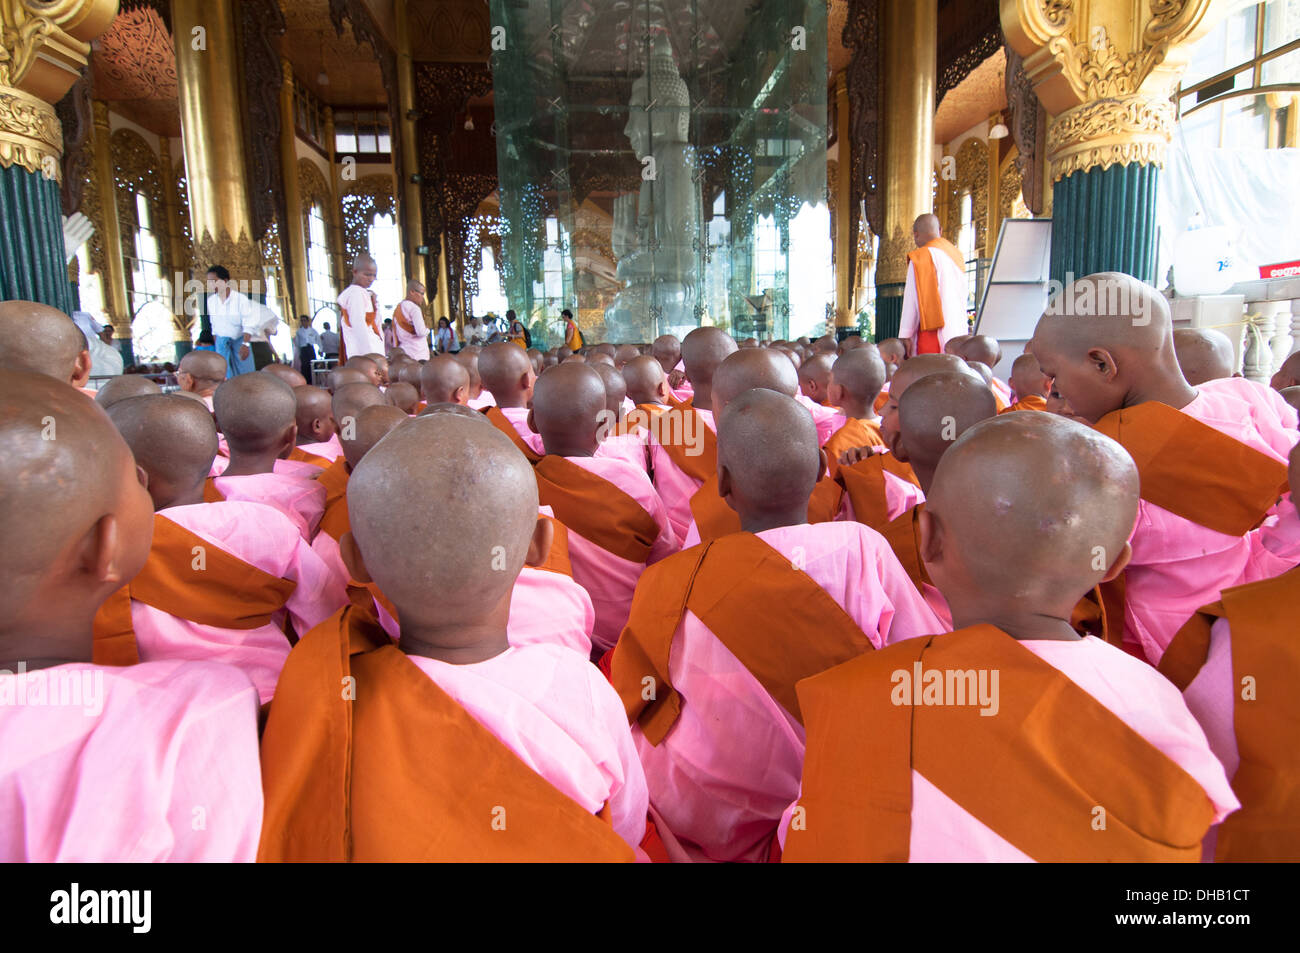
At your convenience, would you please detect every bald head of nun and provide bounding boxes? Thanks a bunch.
[294,385,336,443]
[1173,327,1236,386]
[529,361,606,457]
[213,372,297,458]
[711,347,799,414]
[341,404,408,470]
[622,355,669,406]
[895,371,999,495]
[420,355,471,405]
[107,393,219,510]
[95,375,162,409]
[261,363,307,388]
[0,300,92,386]
[717,388,824,533]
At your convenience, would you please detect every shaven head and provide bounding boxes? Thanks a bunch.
[681,327,738,391]
[213,373,297,455]
[107,394,219,510]
[455,347,483,395]
[717,388,823,530]
[1271,351,1300,391]
[614,344,640,368]
[420,354,471,405]
[591,362,628,418]
[711,347,800,414]
[1031,272,1184,424]
[178,350,228,396]
[913,213,941,245]
[527,348,545,375]
[878,338,906,366]
[294,385,336,443]
[944,334,972,356]
[262,363,307,388]
[347,413,540,631]
[828,346,887,412]
[813,335,838,355]
[966,361,995,386]
[0,371,154,649]
[652,334,682,373]
[332,382,388,438]
[478,342,536,408]
[962,334,1001,367]
[880,354,983,448]
[530,362,606,456]
[1173,328,1236,385]
[774,345,803,371]
[622,355,669,405]
[0,300,91,386]
[396,362,423,388]
[385,381,420,414]
[341,404,407,470]
[923,412,1139,628]
[328,367,368,392]
[896,372,998,495]
[345,355,382,387]
[798,353,835,404]
[95,375,161,409]
[1010,353,1051,400]
[587,352,616,367]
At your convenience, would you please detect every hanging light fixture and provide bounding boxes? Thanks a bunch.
[989,112,1009,139]
[464,112,475,131]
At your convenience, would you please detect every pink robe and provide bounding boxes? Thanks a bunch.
[560,456,678,651]
[1181,616,1240,861]
[794,393,839,446]
[208,467,327,541]
[1199,376,1299,447]
[649,406,716,543]
[597,429,650,473]
[1122,387,1294,663]
[990,376,1013,408]
[636,521,945,863]
[498,405,545,456]
[467,389,497,410]
[132,501,349,703]
[778,634,1240,860]
[296,434,344,462]
[0,658,264,861]
[407,642,649,851]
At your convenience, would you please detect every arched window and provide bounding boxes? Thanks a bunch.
[472,245,509,316]
[367,212,404,313]
[307,202,335,318]
[131,299,177,365]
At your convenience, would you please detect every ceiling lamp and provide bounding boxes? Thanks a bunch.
[464,113,475,131]
[989,113,1009,139]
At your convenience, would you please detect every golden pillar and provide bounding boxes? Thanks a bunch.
[874,0,937,337]
[323,107,347,285]
[90,101,131,335]
[0,0,118,314]
[394,0,427,291]
[172,0,259,284]
[833,72,854,329]
[437,232,453,330]
[156,135,192,343]
[278,58,310,318]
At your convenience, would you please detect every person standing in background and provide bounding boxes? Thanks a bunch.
[247,302,282,370]
[435,316,458,354]
[319,322,340,361]
[206,265,257,377]
[295,315,321,379]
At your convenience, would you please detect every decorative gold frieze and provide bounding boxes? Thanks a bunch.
[1046,95,1174,181]
[193,227,263,287]
[0,85,60,177]
[876,222,912,287]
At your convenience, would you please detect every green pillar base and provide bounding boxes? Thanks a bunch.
[174,341,193,363]
[1050,162,1159,287]
[117,338,135,368]
[0,164,74,314]
[874,283,903,342]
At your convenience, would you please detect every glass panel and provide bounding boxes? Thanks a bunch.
[367,212,404,312]
[1178,100,1225,150]
[1262,45,1300,84]
[335,120,357,153]
[1221,93,1272,147]
[1263,0,1300,53]
[490,0,829,342]
[358,131,379,153]
[1182,3,1260,88]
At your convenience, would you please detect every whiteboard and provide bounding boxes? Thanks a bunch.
[975,218,1053,380]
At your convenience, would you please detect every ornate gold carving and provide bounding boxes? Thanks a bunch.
[111,127,171,275]
[940,138,989,249]
[876,222,911,286]
[193,227,262,286]
[1000,157,1025,221]
[0,0,116,103]
[340,174,396,269]
[0,85,60,176]
[1046,95,1174,181]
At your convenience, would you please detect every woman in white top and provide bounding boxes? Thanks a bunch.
[434,317,459,354]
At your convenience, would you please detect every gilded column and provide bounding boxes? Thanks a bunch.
[90,101,131,350]
[278,58,309,318]
[833,73,854,331]
[323,107,346,285]
[1002,1,1225,285]
[0,0,118,313]
[156,135,192,357]
[874,0,937,341]
[437,232,453,331]
[172,0,260,285]
[394,0,427,291]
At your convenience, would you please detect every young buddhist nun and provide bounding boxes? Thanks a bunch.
[588,351,616,368]
[823,346,888,475]
[95,374,161,408]
[0,300,94,395]
[878,337,905,381]
[288,385,343,467]
[1031,272,1295,663]
[0,372,263,861]
[262,363,307,388]
[592,361,648,472]
[611,388,942,862]
[942,333,971,356]
[209,373,327,540]
[1003,353,1051,412]
[964,361,1009,411]
[258,413,643,861]
[614,344,640,369]
[457,346,496,409]
[479,341,540,457]
[420,353,472,408]
[393,280,431,361]
[650,327,736,541]
[961,334,1013,406]
[782,412,1239,862]
[1161,441,1300,860]
[792,353,841,444]
[177,350,228,410]
[1171,328,1299,433]
[385,381,420,415]
[337,253,384,361]
[622,354,673,409]
[344,354,384,388]
[102,395,346,702]
[528,363,677,652]
[653,333,692,403]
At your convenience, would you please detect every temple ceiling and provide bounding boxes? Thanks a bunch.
[91,5,180,137]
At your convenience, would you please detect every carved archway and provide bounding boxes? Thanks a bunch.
[340,175,397,271]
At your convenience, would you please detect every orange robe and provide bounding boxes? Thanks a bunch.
[907,237,966,354]
[783,625,1219,862]
[257,602,634,862]
[1159,565,1300,862]
[1002,394,1047,414]
[687,474,844,546]
[822,416,886,479]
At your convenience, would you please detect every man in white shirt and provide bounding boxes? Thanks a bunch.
[246,302,282,370]
[897,213,968,355]
[393,280,431,361]
[319,322,340,359]
[294,315,322,377]
[337,253,385,360]
[205,265,257,377]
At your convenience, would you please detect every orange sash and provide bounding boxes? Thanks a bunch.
[784,624,1216,862]
[1002,395,1047,414]
[533,456,660,563]
[610,533,875,744]
[654,407,716,485]
[687,473,844,545]
[484,406,540,463]
[93,513,297,666]
[316,456,350,514]
[289,446,332,468]
[908,238,965,334]
[257,603,633,862]
[203,477,224,503]
[837,453,929,592]
[1093,401,1287,537]
[823,417,885,478]
[1158,566,1300,862]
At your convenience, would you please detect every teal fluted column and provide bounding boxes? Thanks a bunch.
[1049,162,1159,286]
[0,165,74,313]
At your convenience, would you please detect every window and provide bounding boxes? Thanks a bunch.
[131,299,176,365]
[294,82,324,147]
[1177,1,1300,149]
[472,245,509,317]
[367,212,404,314]
[334,110,391,156]
[307,203,336,320]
